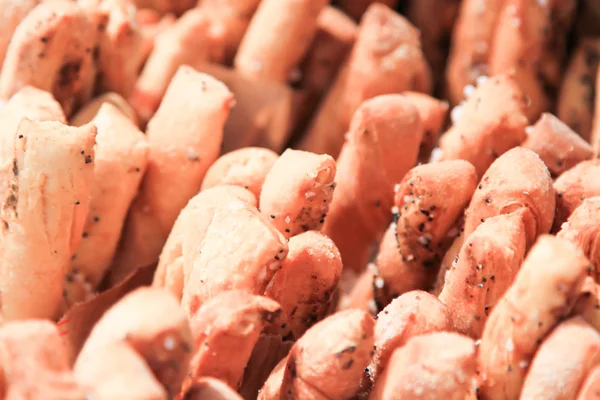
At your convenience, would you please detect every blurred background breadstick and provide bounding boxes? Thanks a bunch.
[334,0,398,21]
[0,0,40,69]
[297,4,431,158]
[108,66,233,286]
[70,92,138,127]
[132,0,194,16]
[234,0,328,83]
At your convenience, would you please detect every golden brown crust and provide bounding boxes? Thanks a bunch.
[260,149,336,239]
[298,3,431,158]
[477,235,591,400]
[522,113,593,178]
[372,160,478,307]
[369,332,477,400]
[439,74,529,177]
[322,94,423,273]
[0,1,98,116]
[264,231,343,339]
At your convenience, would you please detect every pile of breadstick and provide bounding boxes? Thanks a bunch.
[2,0,600,399]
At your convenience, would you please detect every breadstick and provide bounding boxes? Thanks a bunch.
[136,8,176,63]
[197,0,262,64]
[0,320,84,399]
[131,0,194,16]
[445,0,504,106]
[522,113,593,178]
[439,212,527,338]
[76,287,193,397]
[372,160,478,307]
[280,309,375,400]
[488,0,552,121]
[1,120,96,320]
[438,74,529,177]
[0,0,40,68]
[70,92,138,127]
[234,0,328,83]
[183,377,243,400]
[557,39,600,141]
[370,291,452,381]
[129,9,226,123]
[369,332,477,400]
[577,366,600,400]
[297,3,431,158]
[108,66,233,286]
[477,235,590,400]
[520,317,600,400]
[182,200,288,317]
[322,94,422,273]
[432,232,464,295]
[337,267,377,313]
[74,341,167,400]
[64,104,149,307]
[553,159,600,232]
[153,186,256,299]
[463,147,554,247]
[0,0,97,116]
[79,0,146,98]
[335,0,398,21]
[572,277,600,334]
[260,149,336,239]
[184,291,281,391]
[402,91,449,162]
[264,231,343,340]
[257,356,287,400]
[201,147,278,199]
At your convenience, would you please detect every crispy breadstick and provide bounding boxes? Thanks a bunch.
[79,0,146,98]
[488,0,552,121]
[297,3,431,158]
[153,186,256,299]
[184,291,281,391]
[1,120,95,320]
[76,287,193,397]
[280,309,375,399]
[522,113,593,177]
[182,200,288,317]
[370,291,452,381]
[0,1,97,116]
[74,341,167,400]
[201,147,278,199]
[402,91,449,162]
[260,149,336,239]
[520,317,600,400]
[257,356,287,400]
[70,92,138,127]
[337,267,377,313]
[109,66,233,286]
[439,212,527,338]
[131,0,194,16]
[323,95,423,273]
[335,0,398,21]
[553,159,600,232]
[264,231,343,340]
[572,277,600,335]
[64,104,149,307]
[0,320,84,399]
[558,197,600,281]
[478,235,590,400]
[432,233,464,295]
[369,332,477,400]
[372,160,478,307]
[234,0,328,83]
[184,377,243,400]
[129,9,226,123]
[0,0,41,68]
[463,147,554,247]
[438,74,529,177]
[445,0,504,106]
[577,366,600,400]
[197,0,262,64]
[557,39,600,141]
